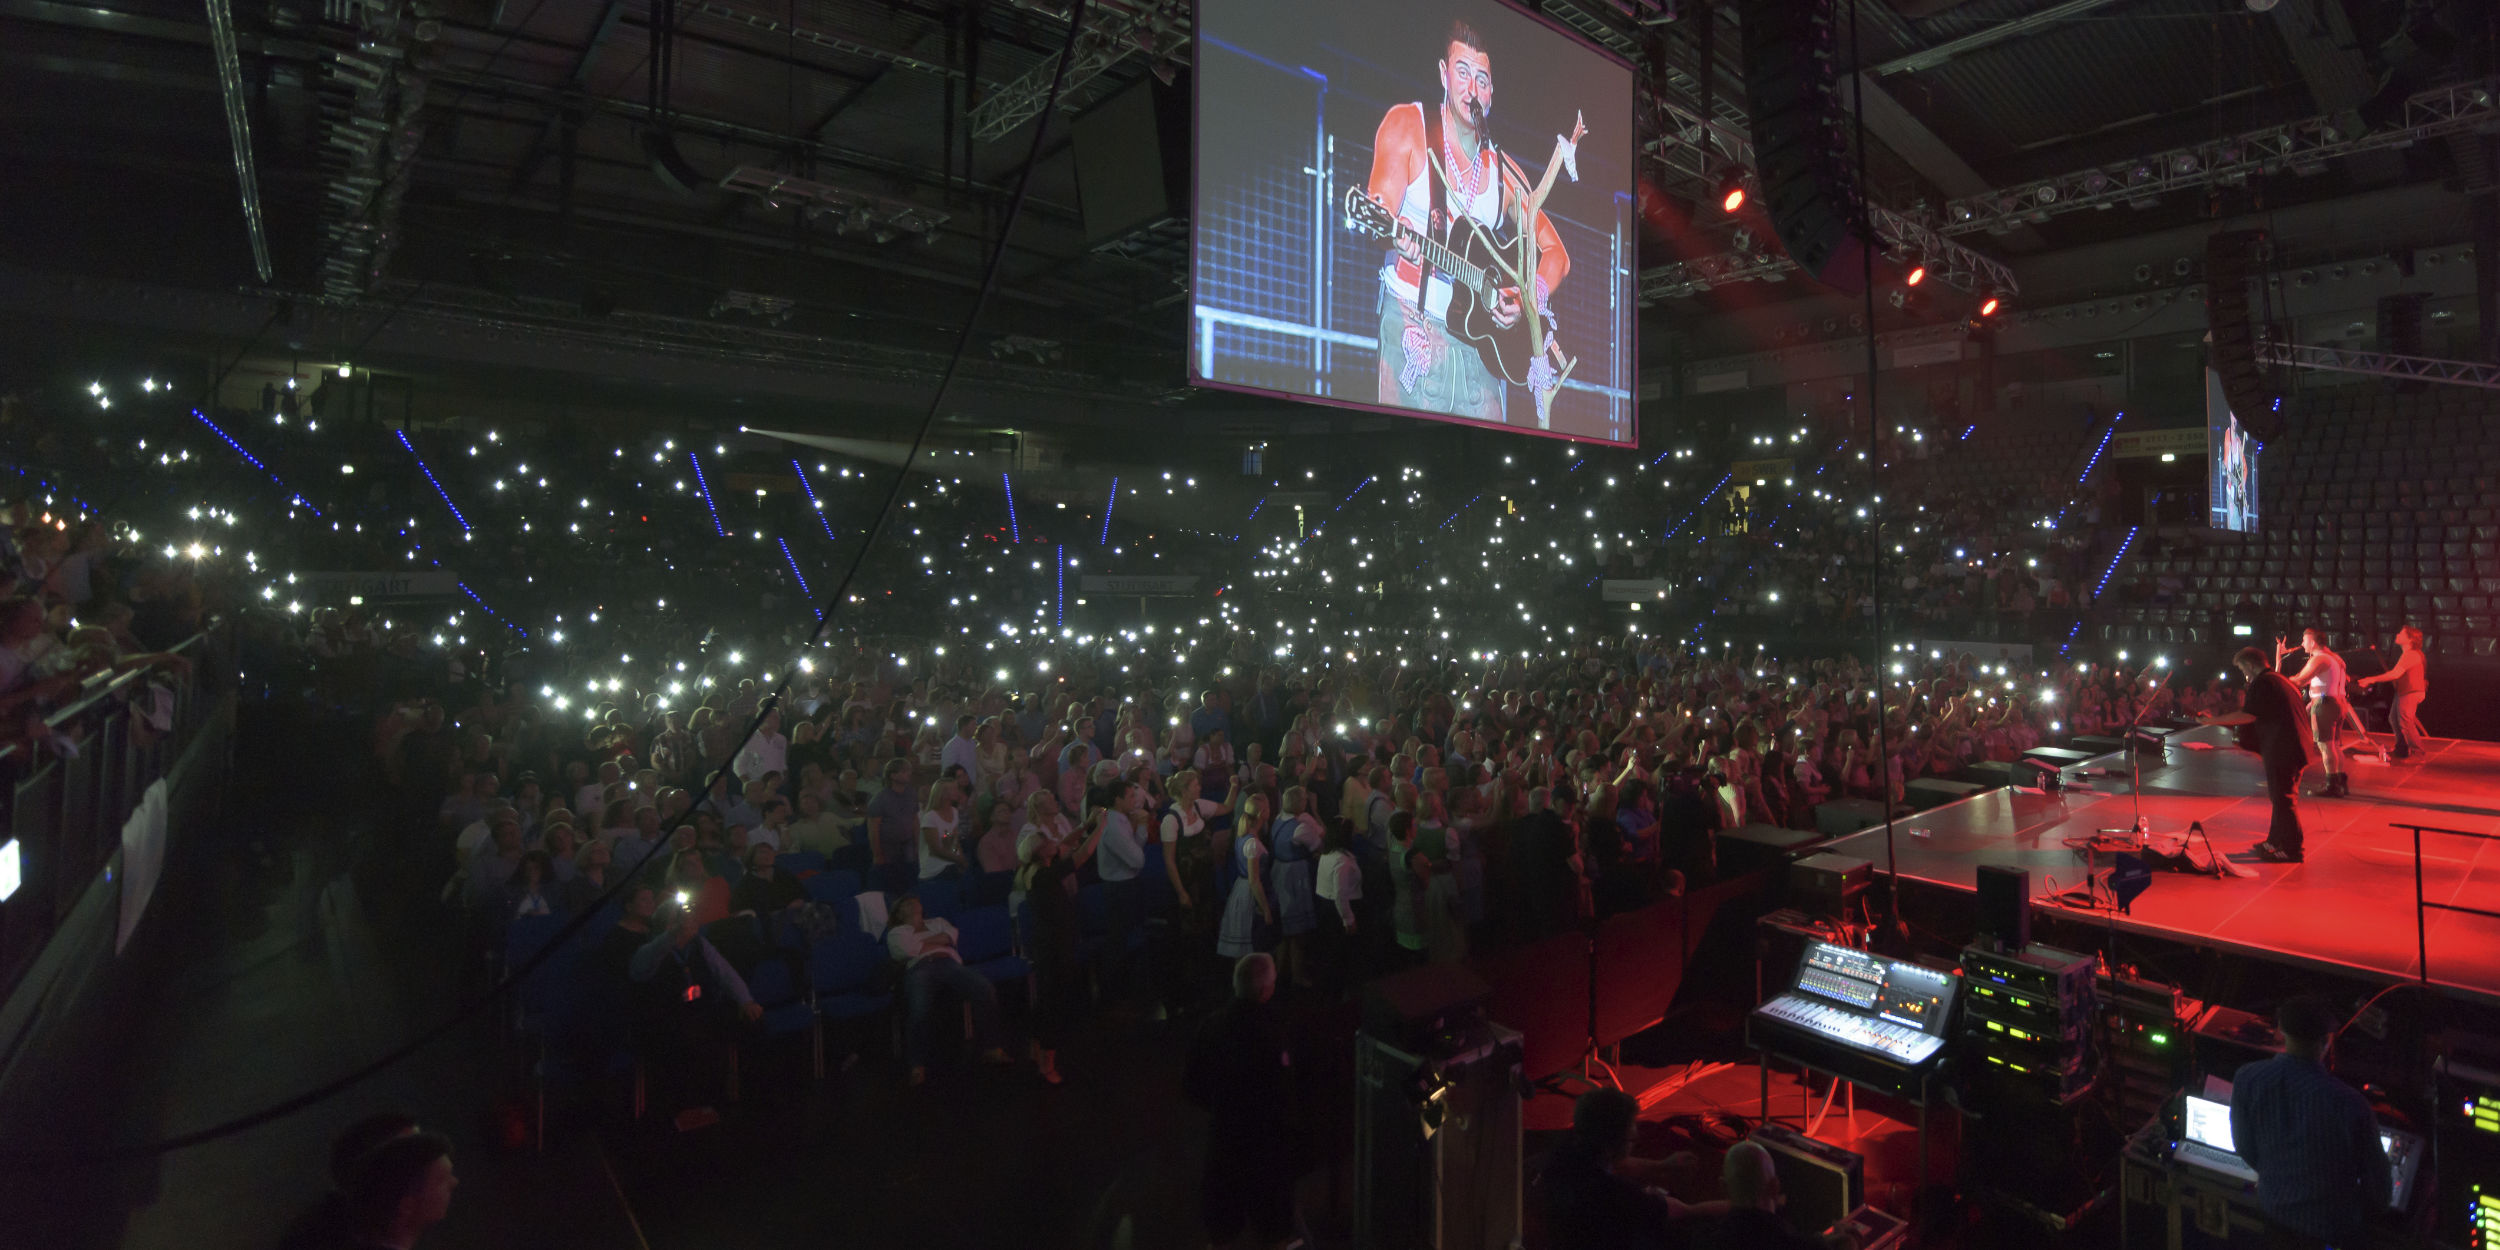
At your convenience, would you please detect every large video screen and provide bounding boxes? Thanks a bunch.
[1191,0,1638,446]
[2206,367,2259,533]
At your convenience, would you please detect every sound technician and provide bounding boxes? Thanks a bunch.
[2229,995,2390,1248]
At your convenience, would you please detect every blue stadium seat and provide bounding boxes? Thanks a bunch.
[955,905,1031,990]
[914,874,964,920]
[809,932,891,1024]
[804,868,862,904]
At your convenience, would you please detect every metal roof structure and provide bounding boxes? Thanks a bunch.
[0,0,2489,416]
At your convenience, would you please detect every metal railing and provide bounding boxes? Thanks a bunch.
[2395,821,2500,988]
[0,626,226,1000]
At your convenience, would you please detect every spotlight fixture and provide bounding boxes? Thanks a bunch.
[1717,175,1747,214]
[1979,295,2002,316]
[1905,265,1926,287]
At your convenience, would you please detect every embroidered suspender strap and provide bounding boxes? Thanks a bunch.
[1419,102,1448,296]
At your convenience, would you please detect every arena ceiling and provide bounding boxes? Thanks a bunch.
[0,0,2488,425]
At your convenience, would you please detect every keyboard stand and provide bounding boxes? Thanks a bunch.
[1756,1046,1937,1242]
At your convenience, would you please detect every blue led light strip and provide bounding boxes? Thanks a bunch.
[394,430,470,531]
[2076,410,2126,485]
[1299,475,1375,547]
[690,452,724,537]
[1663,472,1734,540]
[778,537,824,619]
[1961,424,1977,441]
[777,537,813,598]
[1002,472,1020,543]
[1100,477,1118,544]
[1438,493,1482,531]
[1233,495,1265,542]
[197,411,322,517]
[791,460,839,542]
[2093,525,2140,600]
[2059,619,2084,657]
[456,581,527,637]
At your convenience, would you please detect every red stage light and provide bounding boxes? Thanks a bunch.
[1721,186,1745,214]
[1979,297,2000,316]
[1906,266,1926,287]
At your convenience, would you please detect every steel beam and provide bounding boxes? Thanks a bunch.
[1870,0,2128,77]
[1936,80,2499,237]
[967,0,1185,141]
[2258,338,2500,392]
[1640,95,2020,300]
[203,0,274,282]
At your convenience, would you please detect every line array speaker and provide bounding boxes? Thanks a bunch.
[1739,0,1871,293]
[2204,229,2281,441]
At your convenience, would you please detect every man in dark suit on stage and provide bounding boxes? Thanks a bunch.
[2199,646,2320,863]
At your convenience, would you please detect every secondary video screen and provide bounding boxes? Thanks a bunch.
[2206,368,2259,533]
[1192,0,1638,446]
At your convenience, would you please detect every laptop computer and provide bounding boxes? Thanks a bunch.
[2172,1092,2425,1212]
[2173,1094,2258,1184]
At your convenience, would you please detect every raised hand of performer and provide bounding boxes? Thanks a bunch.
[2274,636,2296,663]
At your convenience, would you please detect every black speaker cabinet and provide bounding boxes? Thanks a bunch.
[1976,864,2031,950]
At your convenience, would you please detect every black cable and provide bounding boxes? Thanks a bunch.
[1844,0,1903,938]
[0,0,1097,1172]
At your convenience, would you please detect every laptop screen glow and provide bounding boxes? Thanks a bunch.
[2184,1095,2238,1154]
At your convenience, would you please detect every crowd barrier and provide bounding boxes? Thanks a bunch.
[0,624,231,1077]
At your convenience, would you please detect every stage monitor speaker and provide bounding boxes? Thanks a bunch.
[1793,852,1870,922]
[1970,865,2030,950]
[1072,73,1189,245]
[1975,864,2030,950]
[1738,0,1870,292]
[2204,229,2282,441]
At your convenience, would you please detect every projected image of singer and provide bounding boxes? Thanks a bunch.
[1363,20,1578,427]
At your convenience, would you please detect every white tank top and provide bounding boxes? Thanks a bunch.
[1381,102,1503,321]
[2308,652,2348,700]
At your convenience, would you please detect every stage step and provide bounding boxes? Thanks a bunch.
[2069,735,2127,755]
[1959,760,2015,789]
[1904,777,1991,811]
[1814,799,1888,837]
[1718,822,1829,876]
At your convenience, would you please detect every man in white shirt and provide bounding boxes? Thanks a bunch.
[733,708,789,788]
[886,895,1010,1085]
[940,714,983,793]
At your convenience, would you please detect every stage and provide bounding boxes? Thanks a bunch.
[1819,727,2500,1003]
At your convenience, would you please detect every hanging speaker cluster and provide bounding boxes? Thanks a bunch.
[1739,0,1872,293]
[2203,229,2281,442]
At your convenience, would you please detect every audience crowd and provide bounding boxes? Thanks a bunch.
[0,381,2331,1249]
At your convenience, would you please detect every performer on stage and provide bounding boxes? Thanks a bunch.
[1366,19,1571,425]
[2278,629,2353,798]
[2199,646,2318,864]
[2353,625,2429,760]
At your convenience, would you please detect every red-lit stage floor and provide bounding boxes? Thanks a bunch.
[1818,728,2500,1002]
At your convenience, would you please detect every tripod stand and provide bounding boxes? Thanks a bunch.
[2079,663,2236,878]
